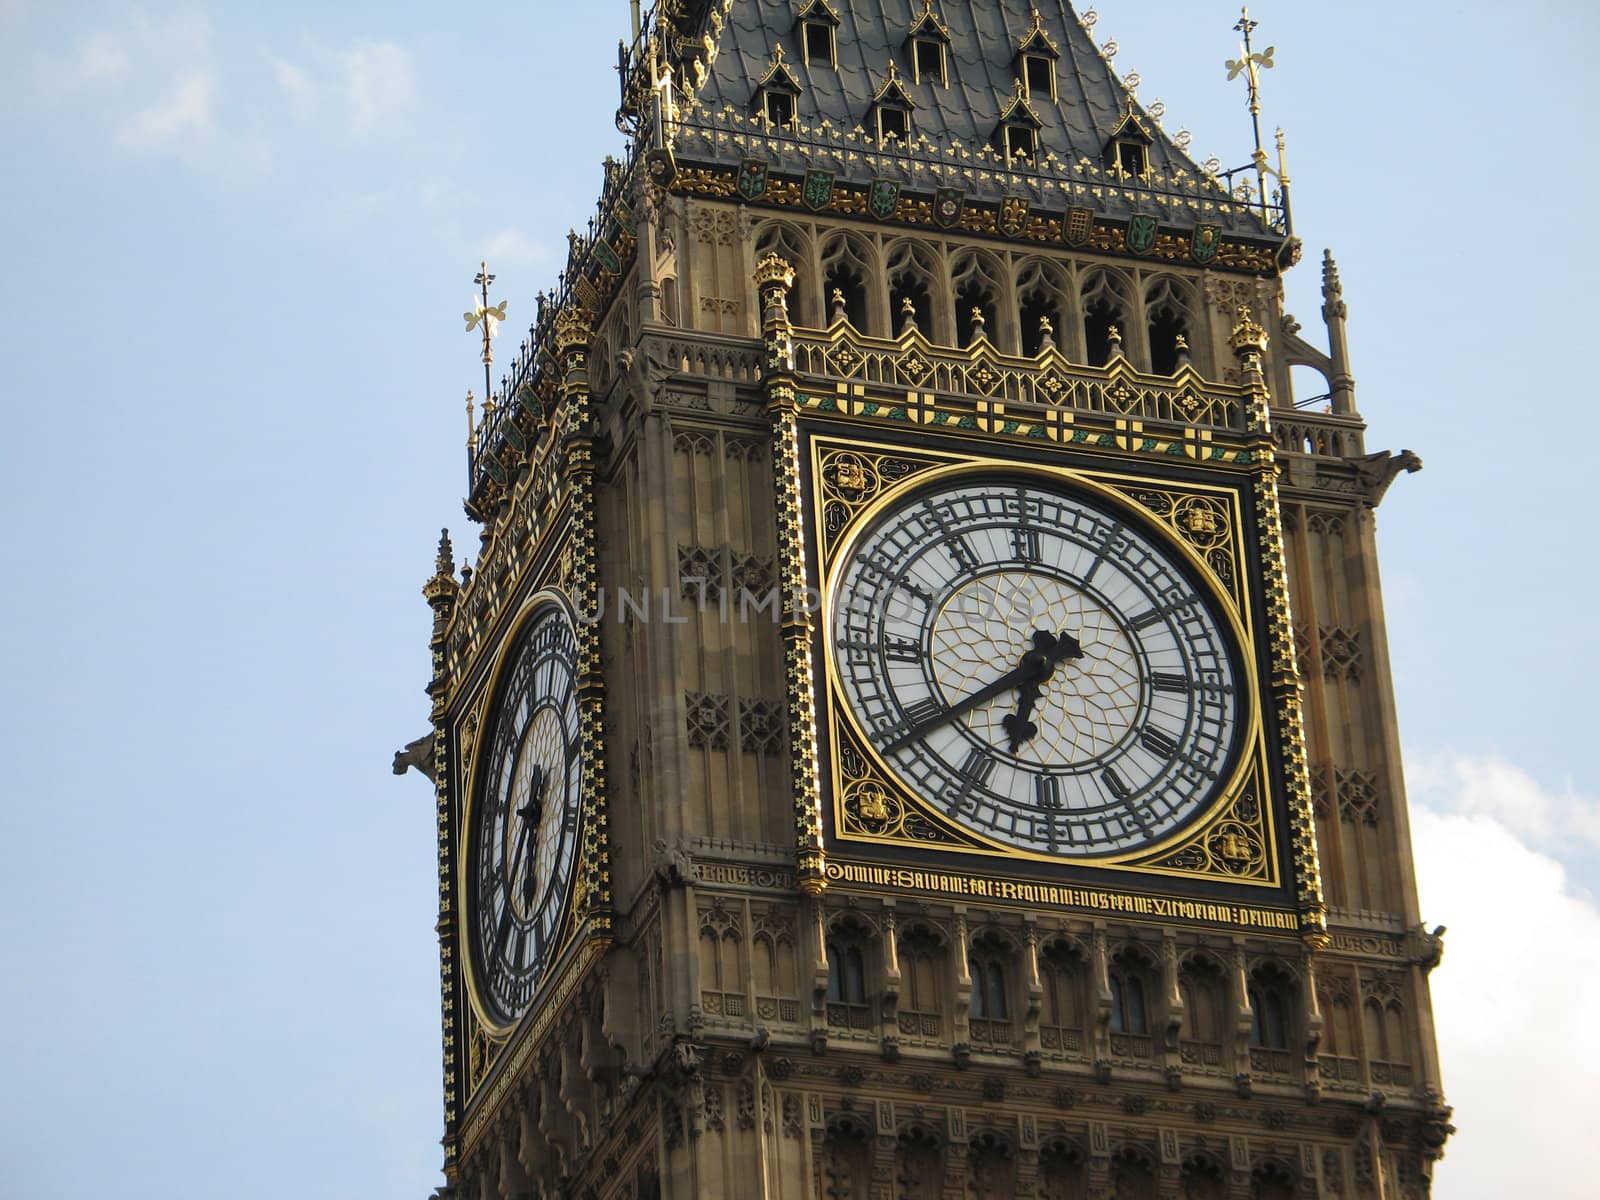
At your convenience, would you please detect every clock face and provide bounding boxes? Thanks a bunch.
[468,600,583,1025]
[828,474,1243,858]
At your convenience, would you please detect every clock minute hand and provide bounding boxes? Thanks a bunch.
[882,660,1036,753]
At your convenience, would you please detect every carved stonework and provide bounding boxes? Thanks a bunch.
[1319,626,1363,681]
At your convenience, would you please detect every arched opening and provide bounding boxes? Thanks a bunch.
[1178,954,1228,1070]
[952,250,1006,349]
[887,240,937,337]
[1039,1138,1087,1200]
[1181,1154,1227,1200]
[754,223,814,327]
[1145,278,1193,375]
[1039,939,1086,1056]
[824,916,874,1033]
[899,925,945,1041]
[1110,1147,1157,1200]
[821,232,873,333]
[1109,947,1152,1043]
[1249,963,1295,1051]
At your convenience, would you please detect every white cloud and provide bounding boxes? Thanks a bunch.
[116,66,215,154]
[335,40,415,137]
[1409,758,1600,1198]
[67,31,131,88]
[267,38,416,140]
[1409,751,1600,857]
[480,228,550,269]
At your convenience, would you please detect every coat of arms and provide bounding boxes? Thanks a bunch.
[1191,224,1221,263]
[933,187,965,229]
[802,169,835,211]
[592,239,621,276]
[1064,206,1093,246]
[1127,214,1158,254]
[868,179,901,220]
[998,195,1030,238]
[738,158,769,200]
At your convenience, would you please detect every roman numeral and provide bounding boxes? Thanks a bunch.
[1102,766,1131,802]
[1129,608,1166,631]
[1140,726,1179,759]
[1011,526,1041,562]
[883,636,921,662]
[1151,672,1190,693]
[949,748,995,818]
[944,535,979,573]
[1035,774,1062,810]
[901,697,942,727]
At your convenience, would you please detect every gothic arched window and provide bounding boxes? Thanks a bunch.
[1145,277,1195,375]
[899,925,946,1040]
[824,916,874,1033]
[1249,964,1294,1051]
[952,250,1006,349]
[1178,954,1228,1070]
[1108,948,1152,1044]
[821,231,874,333]
[886,239,937,337]
[1039,939,1086,1056]
[1081,271,1130,367]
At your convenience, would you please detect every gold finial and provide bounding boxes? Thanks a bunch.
[1107,323,1122,344]
[1225,8,1276,221]
[886,57,900,81]
[554,305,593,352]
[1174,332,1189,350]
[1229,303,1268,356]
[465,261,508,412]
[465,389,476,445]
[1039,314,1053,334]
[773,42,787,65]
[753,252,795,290]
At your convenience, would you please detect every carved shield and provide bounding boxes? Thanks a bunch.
[802,169,835,211]
[738,158,769,200]
[933,187,965,229]
[593,239,621,276]
[1064,206,1093,246]
[1191,223,1221,263]
[999,195,1030,238]
[644,147,677,186]
[868,179,901,220]
[1127,214,1158,254]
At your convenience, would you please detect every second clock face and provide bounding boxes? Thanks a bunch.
[468,600,583,1026]
[828,473,1244,858]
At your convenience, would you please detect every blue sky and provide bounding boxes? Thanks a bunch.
[2,3,1596,1197]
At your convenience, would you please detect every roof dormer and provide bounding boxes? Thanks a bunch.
[905,0,951,86]
[869,59,917,145]
[1102,100,1154,177]
[992,78,1044,163]
[752,44,803,127]
[1016,7,1061,101]
[795,0,840,69]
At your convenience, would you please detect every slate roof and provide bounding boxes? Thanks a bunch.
[669,0,1277,239]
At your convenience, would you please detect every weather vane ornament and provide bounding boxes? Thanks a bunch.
[465,260,508,416]
[1223,7,1286,229]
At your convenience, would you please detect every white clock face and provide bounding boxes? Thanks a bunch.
[828,475,1242,857]
[468,600,582,1024]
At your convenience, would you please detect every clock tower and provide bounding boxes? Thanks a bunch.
[406,4,1453,1197]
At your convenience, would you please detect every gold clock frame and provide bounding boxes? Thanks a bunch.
[808,435,1282,888]
[458,588,589,1040]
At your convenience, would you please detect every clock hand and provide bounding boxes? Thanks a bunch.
[510,765,546,908]
[883,630,1083,753]
[1001,629,1084,752]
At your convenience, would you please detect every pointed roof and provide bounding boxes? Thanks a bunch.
[754,43,803,95]
[870,58,917,110]
[907,0,952,44]
[668,0,1275,238]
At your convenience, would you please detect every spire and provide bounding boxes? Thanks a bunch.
[1321,250,1356,415]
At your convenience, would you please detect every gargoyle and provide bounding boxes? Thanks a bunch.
[392,732,437,783]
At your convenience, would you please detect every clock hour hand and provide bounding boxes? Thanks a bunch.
[512,765,546,907]
[1002,630,1083,752]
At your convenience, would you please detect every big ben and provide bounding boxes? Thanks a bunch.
[403,3,1453,1197]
